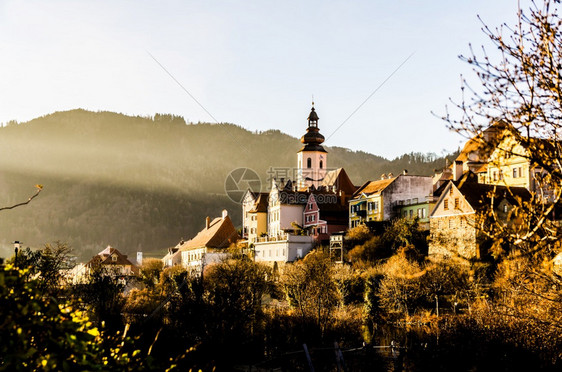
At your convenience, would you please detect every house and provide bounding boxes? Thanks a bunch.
[441,121,555,200]
[242,191,268,243]
[302,192,349,242]
[85,245,139,277]
[267,178,310,237]
[431,121,509,191]
[399,196,437,230]
[349,173,433,228]
[162,241,183,267]
[482,132,556,201]
[429,172,530,260]
[165,210,239,273]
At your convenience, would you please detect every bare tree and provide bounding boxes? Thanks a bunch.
[443,1,562,357]
[443,0,562,259]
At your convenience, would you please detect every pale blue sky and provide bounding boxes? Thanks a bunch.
[0,0,524,158]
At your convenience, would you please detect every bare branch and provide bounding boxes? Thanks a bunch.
[0,185,43,211]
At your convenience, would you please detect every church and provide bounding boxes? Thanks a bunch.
[242,104,356,263]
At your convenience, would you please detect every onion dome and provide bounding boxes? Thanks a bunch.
[299,103,327,152]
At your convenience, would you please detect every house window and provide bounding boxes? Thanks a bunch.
[493,171,498,181]
[422,208,426,218]
[403,211,407,217]
[449,187,453,196]
[409,210,413,218]
[444,199,449,210]
[320,160,323,169]
[454,198,459,209]
[308,203,313,210]
[449,219,454,228]
[112,255,117,262]
[503,204,508,213]
[513,168,518,178]
[374,201,379,212]
[307,158,312,168]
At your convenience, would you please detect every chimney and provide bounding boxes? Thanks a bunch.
[222,209,228,220]
[206,216,210,229]
[454,160,463,181]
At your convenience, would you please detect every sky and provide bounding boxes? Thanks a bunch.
[0,0,526,159]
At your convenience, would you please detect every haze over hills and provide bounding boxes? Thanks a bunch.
[0,110,457,260]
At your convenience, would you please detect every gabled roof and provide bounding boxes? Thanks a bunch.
[249,192,269,213]
[458,181,530,211]
[352,177,397,198]
[321,168,357,195]
[434,171,478,197]
[87,246,136,267]
[179,215,239,251]
[442,173,531,212]
[162,248,181,264]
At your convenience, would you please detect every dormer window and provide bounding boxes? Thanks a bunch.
[112,255,117,262]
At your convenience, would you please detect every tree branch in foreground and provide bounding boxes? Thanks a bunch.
[0,185,43,211]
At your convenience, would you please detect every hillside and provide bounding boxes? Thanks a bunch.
[0,110,457,259]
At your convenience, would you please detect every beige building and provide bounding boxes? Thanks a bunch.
[429,173,530,260]
[242,191,268,243]
[349,174,433,228]
[163,210,239,272]
[85,246,138,277]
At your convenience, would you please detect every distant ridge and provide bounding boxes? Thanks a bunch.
[0,110,457,259]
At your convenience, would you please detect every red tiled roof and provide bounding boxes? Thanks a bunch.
[86,246,137,268]
[353,177,396,197]
[179,215,239,251]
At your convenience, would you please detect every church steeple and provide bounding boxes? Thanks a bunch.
[300,103,326,153]
[297,103,328,189]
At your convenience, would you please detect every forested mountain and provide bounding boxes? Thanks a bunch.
[0,110,457,259]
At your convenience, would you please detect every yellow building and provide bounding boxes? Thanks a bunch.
[483,134,555,201]
[349,174,432,228]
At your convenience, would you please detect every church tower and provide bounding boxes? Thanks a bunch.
[297,103,327,189]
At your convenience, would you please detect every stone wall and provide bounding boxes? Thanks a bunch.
[429,215,479,260]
